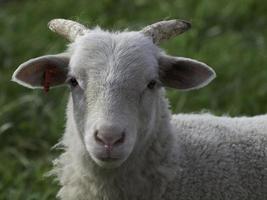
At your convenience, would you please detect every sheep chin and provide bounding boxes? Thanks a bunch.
[91,156,126,169]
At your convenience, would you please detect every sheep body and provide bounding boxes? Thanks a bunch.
[168,113,267,200]
[52,94,267,200]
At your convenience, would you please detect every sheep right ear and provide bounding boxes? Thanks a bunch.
[12,54,69,90]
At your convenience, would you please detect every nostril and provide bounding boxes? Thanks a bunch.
[114,132,125,145]
[94,130,105,145]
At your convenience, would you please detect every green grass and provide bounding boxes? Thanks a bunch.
[0,0,267,199]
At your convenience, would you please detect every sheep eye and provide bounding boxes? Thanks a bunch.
[147,80,157,90]
[68,77,78,87]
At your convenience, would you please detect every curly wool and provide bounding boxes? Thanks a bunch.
[166,113,267,200]
[52,93,267,200]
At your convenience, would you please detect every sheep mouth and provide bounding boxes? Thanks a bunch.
[93,155,126,168]
[98,156,121,162]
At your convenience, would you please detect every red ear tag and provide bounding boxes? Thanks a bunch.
[43,68,54,93]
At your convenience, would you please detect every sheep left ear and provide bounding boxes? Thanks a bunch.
[12,53,69,90]
[158,55,216,90]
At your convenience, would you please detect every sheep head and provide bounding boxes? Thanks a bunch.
[12,19,215,169]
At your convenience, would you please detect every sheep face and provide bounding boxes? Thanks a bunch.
[12,26,215,169]
[69,31,161,168]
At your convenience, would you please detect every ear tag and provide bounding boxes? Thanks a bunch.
[43,68,54,93]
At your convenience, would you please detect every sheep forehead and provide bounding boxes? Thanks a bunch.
[69,30,159,87]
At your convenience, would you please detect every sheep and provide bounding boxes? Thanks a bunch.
[12,19,267,200]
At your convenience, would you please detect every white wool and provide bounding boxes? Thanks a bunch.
[52,92,267,200]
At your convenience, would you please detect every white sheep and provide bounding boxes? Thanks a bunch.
[12,19,267,200]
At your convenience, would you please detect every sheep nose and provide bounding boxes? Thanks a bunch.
[94,125,125,147]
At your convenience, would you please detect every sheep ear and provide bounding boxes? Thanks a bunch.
[12,54,69,90]
[158,55,216,90]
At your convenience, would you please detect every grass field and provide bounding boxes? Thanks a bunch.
[0,0,267,199]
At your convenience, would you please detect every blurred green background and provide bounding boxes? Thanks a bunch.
[0,0,266,199]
